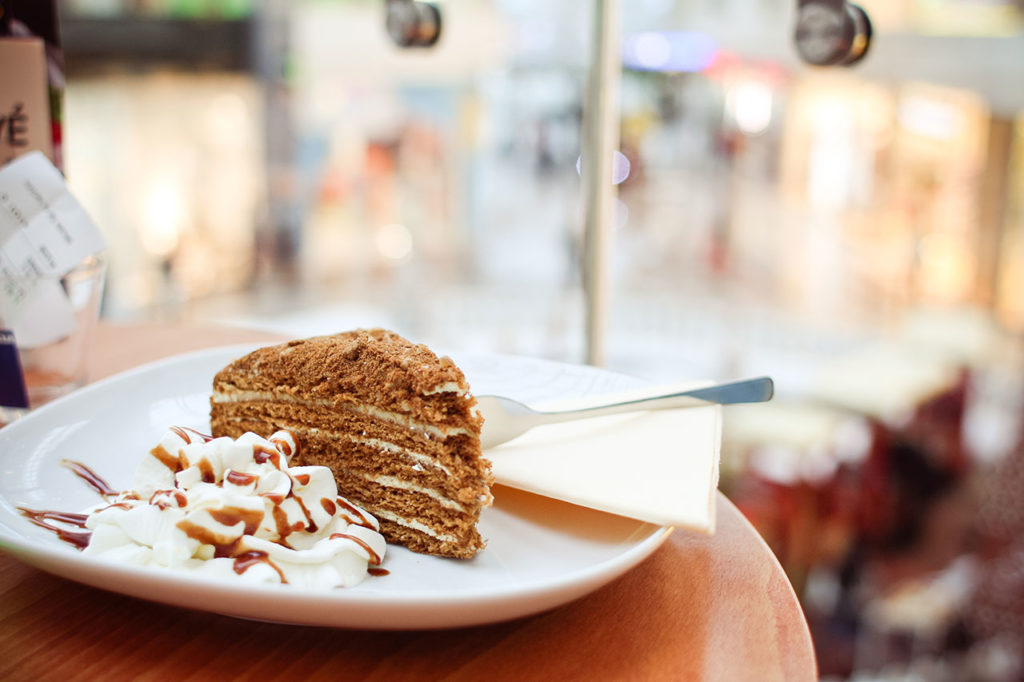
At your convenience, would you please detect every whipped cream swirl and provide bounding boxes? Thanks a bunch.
[81,427,386,588]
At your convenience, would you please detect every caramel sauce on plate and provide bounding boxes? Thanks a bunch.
[17,507,92,549]
[59,460,119,498]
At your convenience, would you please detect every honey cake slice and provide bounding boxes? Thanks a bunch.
[209,328,492,559]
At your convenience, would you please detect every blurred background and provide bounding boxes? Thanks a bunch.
[49,0,1024,678]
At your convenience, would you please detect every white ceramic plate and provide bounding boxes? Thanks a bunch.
[0,346,672,629]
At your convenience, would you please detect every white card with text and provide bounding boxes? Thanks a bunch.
[0,151,106,348]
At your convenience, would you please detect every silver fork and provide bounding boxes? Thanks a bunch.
[476,376,774,449]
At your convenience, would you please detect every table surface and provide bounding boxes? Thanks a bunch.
[0,322,817,681]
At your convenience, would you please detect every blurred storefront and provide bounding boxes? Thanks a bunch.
[51,0,1024,677]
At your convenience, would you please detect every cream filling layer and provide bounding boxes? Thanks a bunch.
[373,509,461,543]
[287,427,457,478]
[354,437,454,477]
[423,381,465,395]
[363,474,466,512]
[212,388,471,439]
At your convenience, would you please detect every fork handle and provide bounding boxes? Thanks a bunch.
[534,376,774,424]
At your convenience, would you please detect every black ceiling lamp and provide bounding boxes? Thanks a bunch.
[385,0,442,48]
[794,0,872,66]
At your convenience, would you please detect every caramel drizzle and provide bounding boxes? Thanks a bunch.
[330,532,382,566]
[252,444,281,468]
[232,550,287,583]
[98,502,134,512]
[269,434,294,458]
[169,426,214,443]
[151,427,214,476]
[17,508,92,549]
[226,470,258,487]
[334,497,377,530]
[197,459,216,484]
[150,444,183,473]
[208,507,264,537]
[294,495,317,533]
[59,460,119,498]
[149,490,188,510]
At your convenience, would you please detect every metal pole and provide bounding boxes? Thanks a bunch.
[581,0,620,367]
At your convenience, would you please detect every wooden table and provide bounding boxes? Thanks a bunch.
[0,323,817,681]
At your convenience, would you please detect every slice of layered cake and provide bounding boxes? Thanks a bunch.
[209,329,492,559]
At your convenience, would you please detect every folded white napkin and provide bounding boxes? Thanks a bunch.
[487,386,721,533]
